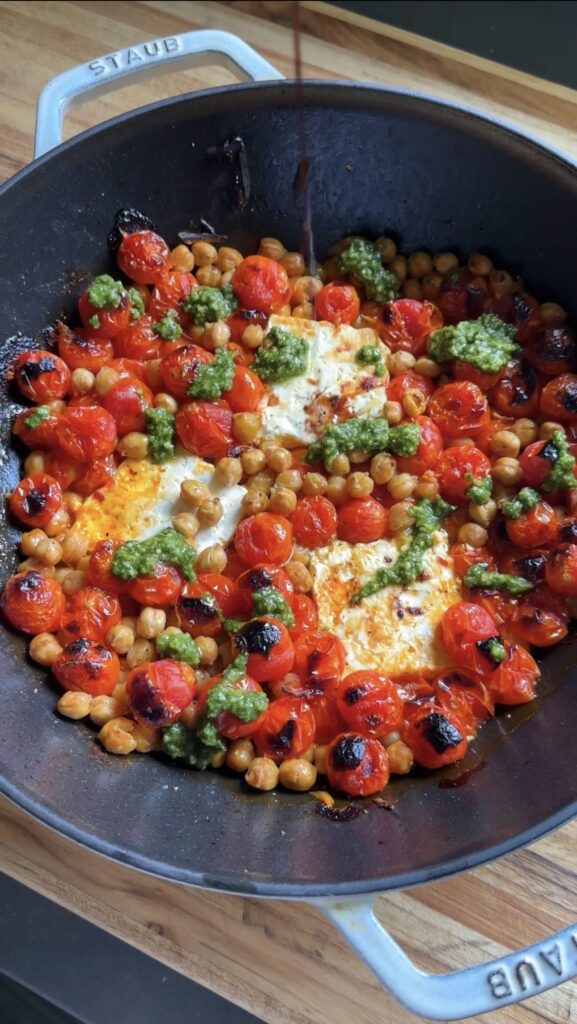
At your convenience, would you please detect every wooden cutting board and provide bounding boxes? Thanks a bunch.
[2,3,577,1023]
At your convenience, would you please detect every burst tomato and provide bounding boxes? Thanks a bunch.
[336,671,402,738]
[292,495,337,548]
[222,364,266,412]
[56,323,114,372]
[486,644,539,704]
[12,408,59,450]
[450,543,496,578]
[326,733,390,796]
[440,602,503,676]
[55,406,117,460]
[232,255,291,313]
[236,564,295,616]
[148,270,197,319]
[12,349,70,403]
[176,575,242,637]
[78,290,131,339]
[427,381,489,438]
[310,694,344,743]
[9,473,63,528]
[160,344,212,398]
[505,501,558,548]
[253,696,315,762]
[436,445,491,504]
[197,671,266,740]
[288,594,318,640]
[545,543,577,596]
[231,617,295,682]
[234,513,293,567]
[126,659,197,727]
[128,564,184,607]
[1,570,65,634]
[117,230,170,284]
[404,707,468,769]
[377,298,442,356]
[386,371,434,404]
[432,670,494,738]
[315,283,360,325]
[336,497,387,543]
[61,587,122,644]
[490,357,540,418]
[86,540,127,594]
[292,631,345,699]
[102,376,152,435]
[396,416,443,476]
[509,583,569,646]
[53,638,120,697]
[113,316,161,361]
[74,455,116,497]
[524,325,577,376]
[227,308,268,343]
[519,440,558,488]
[175,400,233,460]
[540,374,577,421]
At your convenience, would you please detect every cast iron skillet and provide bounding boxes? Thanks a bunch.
[2,29,577,1020]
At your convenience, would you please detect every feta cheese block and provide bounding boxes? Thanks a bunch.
[75,454,246,550]
[261,314,390,446]
[309,533,461,676]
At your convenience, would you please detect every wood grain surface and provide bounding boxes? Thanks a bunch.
[2,3,577,1023]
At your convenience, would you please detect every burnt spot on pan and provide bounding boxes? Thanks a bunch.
[206,136,251,211]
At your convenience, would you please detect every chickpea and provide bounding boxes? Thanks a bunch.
[196,635,219,664]
[345,472,374,499]
[407,251,432,278]
[203,319,230,350]
[241,325,265,349]
[90,695,124,727]
[293,303,313,319]
[180,479,210,507]
[126,638,155,669]
[217,246,243,273]
[268,486,297,515]
[18,558,55,578]
[382,730,401,747]
[348,449,367,466]
[313,743,328,775]
[210,749,227,768]
[154,392,178,414]
[492,457,523,486]
[301,472,327,496]
[266,446,293,473]
[56,691,93,720]
[325,475,347,506]
[180,702,200,731]
[98,718,137,755]
[389,501,414,533]
[62,491,83,518]
[433,252,458,275]
[539,421,566,441]
[197,497,223,526]
[136,607,166,640]
[117,432,149,460]
[132,723,160,753]
[490,430,521,458]
[279,758,317,791]
[60,528,89,565]
[540,302,566,325]
[61,570,86,595]
[195,544,227,574]
[192,240,217,266]
[29,632,62,667]
[292,275,323,305]
[215,457,242,486]
[387,739,414,775]
[468,499,497,527]
[329,453,350,476]
[144,359,163,389]
[24,451,46,475]
[384,401,403,425]
[389,350,416,375]
[226,738,255,772]
[457,523,488,547]
[467,252,493,276]
[447,436,475,449]
[370,452,396,485]
[172,512,199,540]
[387,473,417,500]
[292,548,311,565]
[71,368,95,394]
[414,356,442,378]
[414,472,439,500]
[512,418,538,448]
[275,469,302,492]
[285,560,313,593]
[241,447,267,475]
[402,278,423,300]
[20,529,47,558]
[375,236,397,262]
[245,757,279,791]
[169,243,195,272]
[389,255,407,283]
[106,622,135,655]
[241,490,269,517]
[421,271,443,300]
[489,269,513,295]
[258,237,286,261]
[94,366,119,397]
[280,251,306,276]
[35,538,63,566]
[402,389,427,417]
[44,508,70,538]
[233,412,262,444]
[247,469,275,493]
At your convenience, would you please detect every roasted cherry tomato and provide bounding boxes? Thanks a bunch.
[231,255,291,313]
[490,357,540,418]
[505,501,558,548]
[450,543,496,578]
[427,381,489,438]
[432,670,493,738]
[53,637,120,697]
[175,400,233,460]
[222,365,266,412]
[102,375,152,435]
[292,495,337,548]
[253,696,315,762]
[56,323,114,372]
[441,601,503,676]
[227,308,268,343]
[336,497,387,543]
[160,344,212,398]
[292,631,345,699]
[386,371,434,404]
[377,298,442,356]
[512,291,542,342]
[13,408,59,451]
[326,733,390,796]
[452,359,501,391]
[61,587,122,644]
[126,659,197,727]
[234,512,293,567]
[436,283,469,325]
[545,543,577,596]
[396,416,443,476]
[436,445,491,504]
[336,670,402,738]
[524,325,577,376]
[310,694,344,743]
[12,349,70,403]
[128,564,184,607]
[315,283,360,325]
[236,564,295,616]
[499,547,548,584]
[148,270,197,319]
[109,357,148,381]
[404,706,467,769]
[114,316,161,362]
[509,583,569,646]
[9,473,63,528]
[74,455,116,497]
[486,643,540,704]
[117,230,170,284]
[86,540,127,594]
[288,593,318,640]
[232,617,295,682]
[540,374,577,422]
[176,574,242,637]
[518,439,561,488]
[55,406,117,460]
[78,290,131,340]
[1,570,65,634]
[197,671,266,740]
[43,450,79,490]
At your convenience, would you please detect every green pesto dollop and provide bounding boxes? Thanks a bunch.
[428,313,518,373]
[153,310,182,341]
[87,274,125,310]
[182,284,237,326]
[464,563,533,596]
[155,631,200,666]
[87,314,101,329]
[128,287,145,321]
[387,423,421,457]
[112,527,195,581]
[306,417,420,468]
[500,487,540,520]
[186,347,234,400]
[541,430,577,492]
[477,635,507,666]
[251,587,294,627]
[355,344,385,378]
[351,497,454,603]
[145,407,175,464]
[23,405,50,429]
[252,327,308,384]
[465,472,493,505]
[338,239,399,303]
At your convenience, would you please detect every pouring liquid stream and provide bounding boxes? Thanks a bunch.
[292,1,317,276]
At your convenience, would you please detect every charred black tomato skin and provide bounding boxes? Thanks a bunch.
[127,670,165,726]
[107,208,157,256]
[22,489,47,517]
[64,638,109,679]
[509,553,547,581]
[177,596,219,627]
[528,326,577,374]
[513,293,534,323]
[330,735,365,771]
[17,357,56,383]
[560,520,577,543]
[246,568,273,591]
[14,570,42,594]
[272,718,295,755]
[541,440,559,463]
[562,378,577,412]
[419,712,464,754]
[342,685,368,705]
[234,620,281,658]
[511,359,538,407]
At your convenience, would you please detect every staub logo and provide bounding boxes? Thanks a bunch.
[487,936,577,1000]
[88,37,183,77]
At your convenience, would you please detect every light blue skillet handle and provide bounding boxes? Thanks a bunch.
[34,29,284,158]
[318,895,577,1019]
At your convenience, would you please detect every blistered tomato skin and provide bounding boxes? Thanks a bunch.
[486,644,540,705]
[55,406,118,461]
[315,283,360,325]
[441,602,503,676]
[114,317,161,362]
[427,381,489,438]
[404,707,468,769]
[12,408,59,450]
[490,357,540,418]
[236,564,295,615]
[292,495,337,548]
[505,502,559,548]
[231,617,295,682]
[546,544,577,596]
[387,371,434,404]
[253,696,315,762]
[53,638,120,697]
[524,326,577,377]
[78,290,131,339]
[160,345,212,398]
[232,256,291,313]
[56,323,114,372]
[197,672,267,739]
[9,473,63,528]
[377,298,442,357]
[86,540,127,595]
[396,416,443,476]
[12,350,71,403]
[176,575,242,638]
[126,660,197,727]
[336,671,403,738]
[337,497,387,544]
[117,230,170,284]
[234,513,293,567]
[222,365,266,413]
[103,376,153,435]
[292,631,346,699]
[288,594,318,640]
[326,733,390,796]
[128,564,184,607]
[60,587,122,644]
[436,446,491,504]
[540,374,577,421]
[175,400,233,460]
[1,571,65,634]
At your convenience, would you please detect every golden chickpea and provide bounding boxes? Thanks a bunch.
[98,718,137,755]
[540,302,566,325]
[266,446,293,473]
[180,479,210,508]
[197,497,223,526]
[203,319,230,349]
[468,499,498,527]
[389,350,416,375]
[215,457,242,486]
[407,251,433,278]
[292,302,313,318]
[71,367,95,394]
[375,236,397,262]
[18,558,55,577]
[245,757,279,791]
[132,723,160,753]
[279,758,317,791]
[233,412,262,444]
[490,430,521,458]
[314,744,328,775]
[492,457,523,486]
[246,469,275,493]
[210,749,227,769]
[328,453,350,476]
[126,638,155,669]
[226,738,255,772]
[241,447,266,475]
[154,392,178,414]
[293,275,323,305]
[387,740,414,775]
[62,491,83,518]
[136,607,166,640]
[45,507,70,538]
[258,237,286,261]
[172,512,199,540]
[281,251,306,276]
[292,548,311,565]
[60,528,89,565]
[433,252,458,274]
[389,501,414,533]
[180,702,199,731]
[345,472,374,499]
[370,453,396,485]
[90,695,123,727]
[217,246,243,273]
[61,570,86,595]
[241,490,269,517]
[387,473,417,500]
[20,529,47,558]
[196,635,219,665]
[268,486,297,515]
[414,356,442,379]
[512,418,538,448]
[489,269,513,295]
[382,730,400,747]
[29,632,62,667]
[301,472,327,496]
[169,243,195,272]
[539,421,566,441]
[384,400,403,425]
[106,622,135,655]
[325,475,347,506]
[447,436,476,449]
[457,522,488,547]
[285,560,313,593]
[468,252,493,276]
[117,432,149,460]
[144,359,163,389]
[192,240,217,266]
[241,324,265,349]
[402,278,423,300]
[402,389,427,417]
[349,449,369,465]
[389,255,407,283]
[94,366,119,397]
[24,451,46,475]
[195,544,227,574]
[275,469,302,492]
[35,538,63,566]
[421,271,443,300]
[414,472,439,500]
[56,691,93,720]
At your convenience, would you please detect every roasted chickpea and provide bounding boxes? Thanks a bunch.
[94,366,119,397]
[217,246,243,273]
[540,302,566,324]
[98,717,137,755]
[126,638,155,669]
[387,739,414,775]
[241,325,265,349]
[280,251,306,276]
[196,635,219,664]
[512,418,538,448]
[414,356,442,378]
[325,475,347,506]
[389,501,414,533]
[266,446,293,473]
[402,389,427,417]
[389,351,416,375]
[241,447,266,475]
[375,236,397,262]
[370,452,396,485]
[387,473,417,500]
[29,632,63,667]
[215,457,242,486]
[192,241,217,266]
[384,401,403,425]
[468,499,498,527]
[24,452,46,476]
[414,472,439,500]
[389,255,407,282]
[71,368,95,394]
[489,269,513,295]
[433,252,459,274]
[117,432,149,460]
[106,622,135,655]
[245,757,279,791]
[285,560,313,593]
[169,244,195,272]
[180,479,210,507]
[195,544,227,574]
[345,472,374,499]
[492,457,523,486]
[136,607,166,640]
[301,472,327,496]
[275,469,302,492]
[90,695,124,727]
[172,512,200,540]
[197,497,223,526]
[258,237,286,261]
[233,412,262,444]
[246,469,275,493]
[56,691,93,720]
[328,453,350,476]
[313,743,329,775]
[467,252,493,276]
[60,528,89,565]
[489,430,521,458]
[421,272,443,300]
[407,251,433,278]
[203,319,230,350]
[292,275,323,305]
[154,392,178,414]
[268,486,298,515]
[241,490,269,517]
[539,421,566,440]
[226,738,255,772]
[279,758,317,791]
[402,278,423,300]
[457,523,488,547]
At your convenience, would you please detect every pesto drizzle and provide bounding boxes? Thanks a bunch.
[111,528,195,581]
[541,430,577,492]
[464,563,533,596]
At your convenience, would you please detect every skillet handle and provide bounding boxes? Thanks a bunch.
[318,895,577,1019]
[34,29,284,158]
